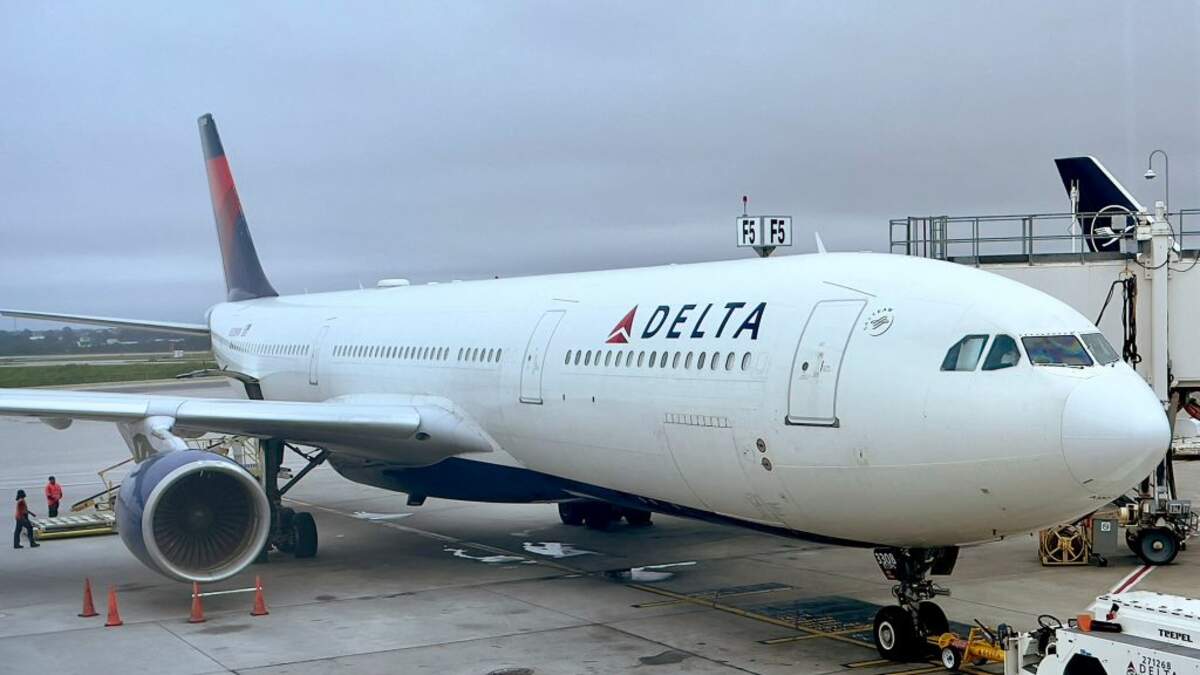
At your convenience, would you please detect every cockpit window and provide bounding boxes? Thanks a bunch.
[1080,333,1119,365]
[941,334,989,371]
[1021,335,1093,366]
[982,334,1021,370]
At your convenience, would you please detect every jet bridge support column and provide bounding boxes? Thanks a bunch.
[1127,201,1197,561]
[1149,201,1171,405]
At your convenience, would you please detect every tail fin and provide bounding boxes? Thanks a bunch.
[1053,156,1146,215]
[1054,156,1147,252]
[199,114,278,302]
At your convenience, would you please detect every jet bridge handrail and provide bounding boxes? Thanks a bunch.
[890,209,1200,263]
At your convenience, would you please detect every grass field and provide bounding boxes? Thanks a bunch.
[0,351,212,365]
[0,361,218,388]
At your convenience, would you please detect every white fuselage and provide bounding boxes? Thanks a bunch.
[208,252,1167,547]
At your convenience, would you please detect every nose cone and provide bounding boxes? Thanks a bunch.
[1061,371,1169,497]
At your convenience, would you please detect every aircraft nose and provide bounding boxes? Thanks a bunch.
[1061,371,1169,497]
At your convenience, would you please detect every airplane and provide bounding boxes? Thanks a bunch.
[0,115,1168,662]
[1053,155,1149,252]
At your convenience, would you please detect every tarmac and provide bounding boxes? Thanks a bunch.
[1,379,1198,675]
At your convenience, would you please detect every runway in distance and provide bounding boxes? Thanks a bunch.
[0,115,1169,661]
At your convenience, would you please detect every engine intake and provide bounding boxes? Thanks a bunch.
[117,449,269,583]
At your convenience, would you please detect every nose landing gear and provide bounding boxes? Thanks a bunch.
[871,547,958,661]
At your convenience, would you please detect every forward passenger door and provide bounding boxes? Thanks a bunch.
[519,311,565,404]
[786,300,865,426]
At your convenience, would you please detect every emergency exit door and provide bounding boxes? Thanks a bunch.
[308,325,330,386]
[786,300,865,426]
[520,310,565,404]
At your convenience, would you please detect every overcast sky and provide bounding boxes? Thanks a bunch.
[2,2,1198,323]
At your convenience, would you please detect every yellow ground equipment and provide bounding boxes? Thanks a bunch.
[1038,522,1091,565]
[1039,510,1120,567]
[186,434,263,477]
[935,624,1006,671]
[69,457,131,513]
[35,435,264,543]
[34,512,117,540]
[33,457,131,540]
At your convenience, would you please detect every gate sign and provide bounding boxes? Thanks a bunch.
[737,216,792,250]
[765,216,791,246]
[737,217,763,247]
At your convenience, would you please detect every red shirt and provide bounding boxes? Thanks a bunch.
[45,483,62,505]
[15,498,27,521]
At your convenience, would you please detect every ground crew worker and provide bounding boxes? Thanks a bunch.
[13,490,38,549]
[45,476,62,518]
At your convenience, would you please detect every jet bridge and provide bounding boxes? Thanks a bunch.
[891,206,1200,395]
[891,201,1200,563]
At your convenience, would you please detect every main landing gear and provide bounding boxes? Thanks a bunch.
[558,501,653,530]
[256,438,329,562]
[871,547,958,662]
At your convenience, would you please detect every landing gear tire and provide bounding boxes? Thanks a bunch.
[622,508,653,526]
[871,547,957,662]
[1134,527,1180,565]
[583,504,617,530]
[558,503,585,526]
[917,601,948,637]
[291,511,318,559]
[276,507,297,553]
[874,605,918,661]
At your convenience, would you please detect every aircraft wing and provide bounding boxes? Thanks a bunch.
[0,388,496,467]
[0,309,209,335]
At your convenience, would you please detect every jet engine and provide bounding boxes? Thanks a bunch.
[116,449,270,583]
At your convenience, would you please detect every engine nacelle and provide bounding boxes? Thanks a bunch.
[117,449,270,583]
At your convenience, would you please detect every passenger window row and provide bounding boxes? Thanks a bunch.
[564,348,753,372]
[225,338,309,357]
[333,344,502,364]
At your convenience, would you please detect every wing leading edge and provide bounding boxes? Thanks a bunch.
[0,309,210,336]
[0,388,496,467]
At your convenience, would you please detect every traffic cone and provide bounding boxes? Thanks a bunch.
[188,582,206,623]
[78,578,99,618]
[250,576,269,616]
[104,586,123,627]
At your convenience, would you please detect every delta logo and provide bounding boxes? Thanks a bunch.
[606,302,766,344]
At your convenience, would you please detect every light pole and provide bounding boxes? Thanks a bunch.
[1144,149,1169,214]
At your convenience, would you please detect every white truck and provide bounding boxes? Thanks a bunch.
[999,592,1200,675]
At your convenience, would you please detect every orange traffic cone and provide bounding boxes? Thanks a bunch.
[104,586,123,627]
[78,578,99,618]
[250,576,269,616]
[188,582,206,623]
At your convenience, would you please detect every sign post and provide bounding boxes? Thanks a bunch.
[737,215,791,258]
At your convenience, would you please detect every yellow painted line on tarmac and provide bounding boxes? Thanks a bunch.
[634,585,792,608]
[632,598,685,608]
[760,624,873,644]
[849,656,997,674]
[844,658,891,668]
[626,582,875,648]
[876,660,996,675]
